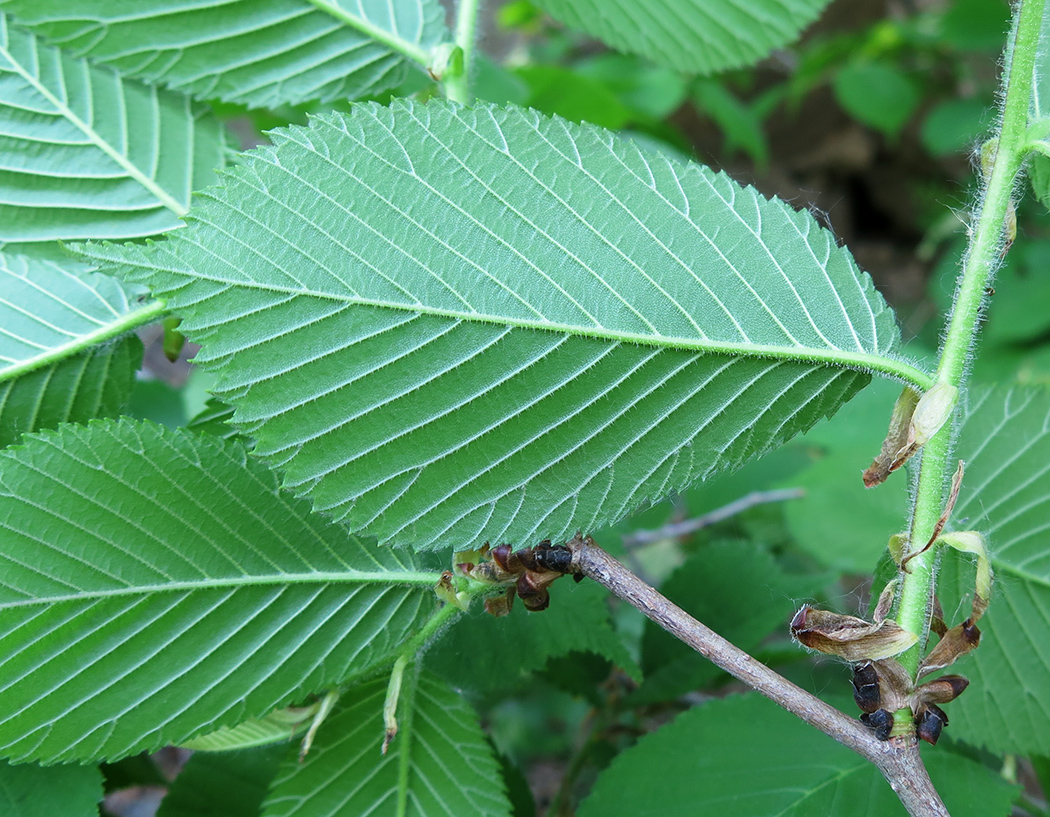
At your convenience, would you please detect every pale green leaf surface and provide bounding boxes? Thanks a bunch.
[262,672,511,817]
[532,0,830,75]
[578,694,1017,817]
[157,745,286,817]
[0,420,437,763]
[427,579,638,692]
[0,760,102,817]
[937,386,1050,755]
[0,0,449,108]
[81,100,921,552]
[0,14,229,240]
[0,252,149,445]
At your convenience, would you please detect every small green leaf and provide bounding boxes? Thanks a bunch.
[82,100,925,552]
[833,61,921,137]
[0,420,439,762]
[0,760,103,817]
[428,579,637,692]
[0,252,155,445]
[157,745,287,817]
[937,386,1050,755]
[262,672,512,817]
[532,0,830,75]
[0,14,230,241]
[0,0,450,108]
[578,694,1018,817]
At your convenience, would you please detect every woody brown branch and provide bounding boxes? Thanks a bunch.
[566,535,950,817]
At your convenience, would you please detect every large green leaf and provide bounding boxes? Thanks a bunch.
[0,252,154,445]
[532,0,830,75]
[937,386,1050,755]
[0,420,439,763]
[0,0,449,108]
[262,672,511,817]
[0,14,229,241]
[0,760,102,817]
[81,100,927,552]
[578,694,1017,817]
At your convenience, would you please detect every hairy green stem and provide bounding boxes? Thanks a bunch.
[895,0,1045,675]
[444,0,482,104]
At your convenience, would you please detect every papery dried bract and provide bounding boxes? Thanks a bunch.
[790,607,917,662]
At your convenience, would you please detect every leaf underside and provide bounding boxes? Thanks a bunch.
[0,14,228,241]
[262,672,511,817]
[0,0,449,108]
[0,253,144,445]
[0,420,436,763]
[940,386,1050,756]
[82,100,906,551]
[0,759,103,817]
[532,0,830,75]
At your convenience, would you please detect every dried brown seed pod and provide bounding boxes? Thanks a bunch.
[851,662,882,714]
[860,708,894,741]
[915,704,948,745]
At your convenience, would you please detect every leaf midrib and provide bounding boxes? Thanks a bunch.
[169,267,933,389]
[1,24,188,217]
[0,569,442,608]
[305,0,433,66]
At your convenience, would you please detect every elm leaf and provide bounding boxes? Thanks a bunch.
[0,14,229,241]
[81,100,928,552]
[0,252,156,445]
[0,0,450,108]
[0,420,439,763]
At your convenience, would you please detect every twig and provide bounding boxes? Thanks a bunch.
[568,537,949,817]
[622,488,806,548]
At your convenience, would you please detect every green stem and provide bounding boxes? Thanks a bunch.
[399,600,463,658]
[306,0,431,66]
[894,0,1045,675]
[0,299,166,384]
[444,0,482,104]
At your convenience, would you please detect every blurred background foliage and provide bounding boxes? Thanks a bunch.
[96,1,1050,815]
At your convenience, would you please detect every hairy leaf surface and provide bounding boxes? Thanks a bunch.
[0,420,438,762]
[82,100,923,551]
[532,0,830,75]
[578,694,1017,817]
[0,252,149,445]
[0,0,449,108]
[0,14,228,241]
[263,672,511,817]
[939,386,1050,755]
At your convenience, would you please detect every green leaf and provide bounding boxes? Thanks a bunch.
[833,61,921,137]
[81,100,925,552]
[262,672,512,817]
[635,541,821,704]
[0,252,153,445]
[0,0,449,108]
[427,579,637,693]
[937,386,1050,755]
[531,0,830,75]
[578,694,1018,817]
[0,420,439,763]
[0,14,230,241]
[0,760,103,817]
[157,745,287,817]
